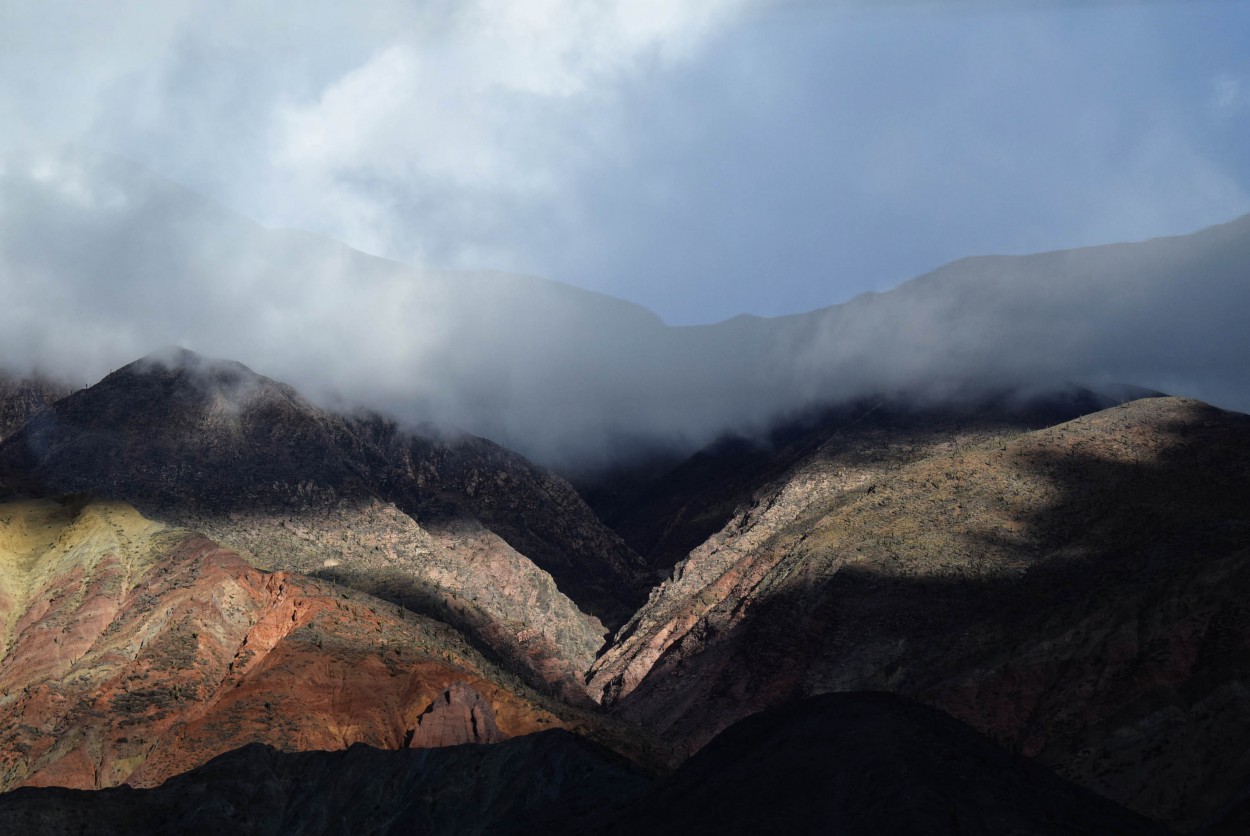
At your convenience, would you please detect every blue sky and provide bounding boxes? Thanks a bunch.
[2,0,1248,324]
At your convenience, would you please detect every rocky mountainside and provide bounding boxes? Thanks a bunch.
[4,345,1250,832]
[0,373,69,444]
[0,497,634,792]
[0,692,1165,835]
[0,350,646,698]
[576,388,1139,573]
[589,396,1250,831]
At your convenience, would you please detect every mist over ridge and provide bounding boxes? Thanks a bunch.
[2,147,1249,470]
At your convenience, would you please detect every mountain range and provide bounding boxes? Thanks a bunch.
[2,152,1250,832]
[0,345,1248,832]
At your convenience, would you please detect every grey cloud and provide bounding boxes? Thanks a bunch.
[2,148,1248,472]
[3,1,1247,329]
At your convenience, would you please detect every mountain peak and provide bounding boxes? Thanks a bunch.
[106,346,268,392]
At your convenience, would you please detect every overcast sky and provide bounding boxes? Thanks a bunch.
[3,0,1247,324]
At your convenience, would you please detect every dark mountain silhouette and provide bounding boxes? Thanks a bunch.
[0,693,1165,836]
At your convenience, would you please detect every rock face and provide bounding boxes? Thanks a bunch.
[0,693,1164,836]
[409,682,502,748]
[0,349,646,697]
[578,389,1134,574]
[593,397,1250,831]
[4,344,1250,833]
[0,497,612,792]
[0,373,69,444]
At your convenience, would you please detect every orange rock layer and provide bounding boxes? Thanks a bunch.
[0,499,569,791]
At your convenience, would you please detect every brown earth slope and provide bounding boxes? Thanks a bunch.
[592,397,1250,831]
[0,350,646,698]
[0,497,626,792]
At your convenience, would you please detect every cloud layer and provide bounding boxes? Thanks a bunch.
[3,148,1248,470]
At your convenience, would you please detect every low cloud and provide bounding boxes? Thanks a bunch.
[2,148,1248,471]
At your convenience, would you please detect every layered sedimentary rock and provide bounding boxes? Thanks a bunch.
[0,350,646,698]
[408,682,502,748]
[0,497,610,792]
[593,397,1250,830]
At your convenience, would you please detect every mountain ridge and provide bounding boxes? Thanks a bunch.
[0,348,646,700]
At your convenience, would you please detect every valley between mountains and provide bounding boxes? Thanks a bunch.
[1,351,1249,833]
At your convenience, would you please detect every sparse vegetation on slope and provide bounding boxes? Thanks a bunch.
[0,497,649,792]
[0,350,645,699]
[593,397,1250,830]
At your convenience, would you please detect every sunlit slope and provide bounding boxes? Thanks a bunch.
[0,349,645,698]
[0,498,630,793]
[594,396,1250,830]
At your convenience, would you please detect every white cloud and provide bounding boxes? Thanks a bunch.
[265,0,747,264]
[1212,73,1243,115]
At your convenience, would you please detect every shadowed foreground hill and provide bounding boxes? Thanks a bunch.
[0,693,1165,835]
[0,731,649,836]
[593,396,1250,831]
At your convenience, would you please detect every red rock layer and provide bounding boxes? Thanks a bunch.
[0,499,578,791]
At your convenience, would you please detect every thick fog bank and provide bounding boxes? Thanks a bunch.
[2,149,1248,469]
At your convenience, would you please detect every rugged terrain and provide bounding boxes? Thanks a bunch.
[2,351,1250,832]
[0,350,646,698]
[590,396,1250,830]
[0,372,69,443]
[577,389,1136,573]
[0,497,630,792]
[0,692,1164,836]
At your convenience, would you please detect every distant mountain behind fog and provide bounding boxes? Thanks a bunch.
[2,147,1248,469]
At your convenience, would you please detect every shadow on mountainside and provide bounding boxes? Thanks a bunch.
[577,387,1151,575]
[0,354,646,629]
[613,399,1250,832]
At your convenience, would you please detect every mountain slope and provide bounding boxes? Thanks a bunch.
[0,497,631,792]
[0,373,69,444]
[592,396,1250,830]
[578,388,1140,573]
[0,349,645,696]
